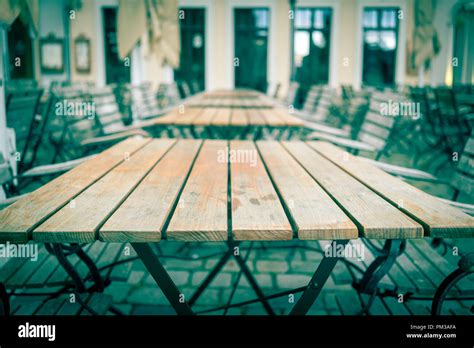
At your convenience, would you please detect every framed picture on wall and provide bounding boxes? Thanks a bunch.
[75,35,91,74]
[40,34,64,74]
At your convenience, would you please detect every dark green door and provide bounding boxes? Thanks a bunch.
[8,18,35,80]
[174,8,206,90]
[103,7,130,85]
[234,8,269,92]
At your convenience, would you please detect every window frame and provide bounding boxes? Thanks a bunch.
[293,7,333,87]
[361,6,400,87]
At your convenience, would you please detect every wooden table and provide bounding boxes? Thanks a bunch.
[150,106,304,140]
[146,89,304,140]
[1,137,472,315]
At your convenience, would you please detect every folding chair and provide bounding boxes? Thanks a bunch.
[306,94,404,159]
[5,88,44,174]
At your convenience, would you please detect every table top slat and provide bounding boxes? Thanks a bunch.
[230,109,248,126]
[231,141,293,240]
[309,141,474,237]
[283,141,422,239]
[100,140,202,242]
[192,108,218,126]
[256,141,358,240]
[258,109,287,126]
[152,108,186,124]
[211,108,233,126]
[0,137,150,243]
[166,140,228,241]
[173,107,203,125]
[246,108,266,125]
[276,109,305,126]
[32,139,176,243]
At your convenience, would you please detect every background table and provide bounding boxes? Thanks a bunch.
[147,90,304,140]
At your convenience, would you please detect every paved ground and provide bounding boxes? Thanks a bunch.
[101,237,473,315]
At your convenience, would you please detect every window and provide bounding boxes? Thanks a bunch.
[234,8,269,92]
[293,8,332,88]
[362,7,399,86]
[175,8,206,91]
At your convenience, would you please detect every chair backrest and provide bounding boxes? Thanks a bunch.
[313,86,335,121]
[179,81,192,98]
[130,83,163,120]
[273,83,281,99]
[341,85,354,100]
[159,83,181,107]
[453,133,474,198]
[285,82,300,106]
[55,92,102,141]
[6,79,38,92]
[190,80,201,94]
[356,95,398,152]
[5,88,45,172]
[434,87,460,117]
[302,85,320,114]
[89,86,125,133]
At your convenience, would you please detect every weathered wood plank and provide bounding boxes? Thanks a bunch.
[192,108,217,126]
[230,109,248,126]
[211,108,232,126]
[231,141,292,240]
[33,140,176,243]
[283,141,422,239]
[0,137,150,243]
[167,140,228,241]
[256,141,358,240]
[258,109,286,126]
[309,141,474,237]
[173,107,203,125]
[246,109,266,126]
[100,140,202,242]
[274,108,305,126]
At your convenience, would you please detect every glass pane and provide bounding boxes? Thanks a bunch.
[312,31,326,48]
[234,9,269,91]
[294,30,310,67]
[295,9,311,28]
[364,30,380,46]
[380,30,397,51]
[254,9,269,28]
[381,10,396,28]
[363,10,378,28]
[313,10,324,29]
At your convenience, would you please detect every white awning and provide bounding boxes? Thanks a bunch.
[0,0,39,36]
[117,0,180,68]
